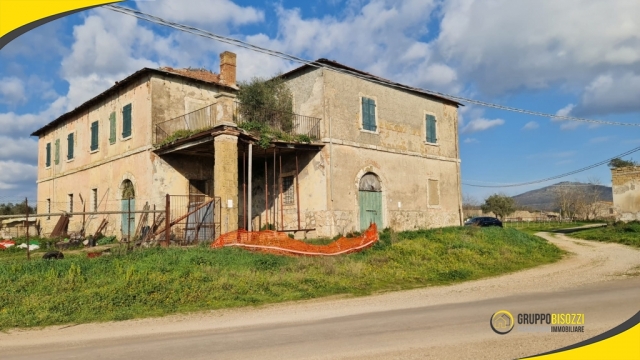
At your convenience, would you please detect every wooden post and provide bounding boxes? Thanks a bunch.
[273,150,276,231]
[265,159,269,228]
[279,150,283,231]
[295,151,301,230]
[243,151,246,229]
[25,198,30,261]
[248,143,252,232]
[165,194,170,247]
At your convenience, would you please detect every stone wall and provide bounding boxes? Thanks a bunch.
[611,166,640,221]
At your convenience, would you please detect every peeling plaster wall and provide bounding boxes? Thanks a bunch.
[611,167,640,221]
[37,75,156,236]
[36,74,226,237]
[281,67,463,237]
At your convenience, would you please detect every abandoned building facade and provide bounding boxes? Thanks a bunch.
[33,52,463,240]
[611,166,640,221]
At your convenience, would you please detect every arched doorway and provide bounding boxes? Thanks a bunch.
[359,173,382,231]
[121,180,135,238]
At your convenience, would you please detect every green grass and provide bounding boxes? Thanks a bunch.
[503,221,590,235]
[568,221,640,248]
[0,227,562,329]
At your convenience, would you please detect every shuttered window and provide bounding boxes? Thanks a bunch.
[90,121,99,151]
[426,114,437,143]
[361,97,377,131]
[109,112,116,144]
[122,104,132,138]
[54,139,60,164]
[45,143,51,167]
[67,133,74,160]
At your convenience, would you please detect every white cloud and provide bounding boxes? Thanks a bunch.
[135,0,264,30]
[463,138,479,144]
[436,0,640,96]
[0,137,38,162]
[552,104,581,130]
[461,118,504,133]
[0,77,26,105]
[573,73,640,116]
[522,121,539,130]
[0,160,37,190]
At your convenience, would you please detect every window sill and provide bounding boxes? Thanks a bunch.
[90,149,99,154]
[424,141,439,147]
[121,136,132,142]
[66,158,75,163]
[427,205,442,209]
[359,129,379,135]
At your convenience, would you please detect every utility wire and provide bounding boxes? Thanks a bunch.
[105,4,640,128]
[463,146,640,188]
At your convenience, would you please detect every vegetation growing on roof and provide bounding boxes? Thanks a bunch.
[608,157,637,169]
[236,75,311,148]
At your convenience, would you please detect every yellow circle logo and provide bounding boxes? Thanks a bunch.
[491,310,514,335]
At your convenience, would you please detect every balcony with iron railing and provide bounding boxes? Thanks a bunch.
[154,101,321,146]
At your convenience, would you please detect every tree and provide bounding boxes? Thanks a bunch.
[462,193,481,210]
[236,75,294,130]
[608,158,636,169]
[481,194,516,220]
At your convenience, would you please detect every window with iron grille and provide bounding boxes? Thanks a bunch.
[46,199,50,220]
[92,188,98,212]
[68,194,74,216]
[282,176,295,205]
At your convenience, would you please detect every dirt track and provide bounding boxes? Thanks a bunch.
[1,231,640,359]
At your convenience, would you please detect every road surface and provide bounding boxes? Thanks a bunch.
[1,231,639,360]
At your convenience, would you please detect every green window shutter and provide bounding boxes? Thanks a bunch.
[362,97,377,131]
[54,139,60,165]
[426,115,436,143]
[122,104,132,138]
[109,112,116,144]
[45,143,51,167]
[67,133,74,159]
[91,121,99,151]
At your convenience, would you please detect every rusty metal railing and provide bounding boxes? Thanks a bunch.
[154,101,322,146]
[234,102,321,140]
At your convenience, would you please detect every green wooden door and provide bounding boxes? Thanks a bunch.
[359,191,382,231]
[121,199,135,236]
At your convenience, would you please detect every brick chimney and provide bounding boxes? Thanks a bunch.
[219,51,236,87]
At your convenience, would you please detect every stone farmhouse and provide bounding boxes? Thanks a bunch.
[32,51,463,240]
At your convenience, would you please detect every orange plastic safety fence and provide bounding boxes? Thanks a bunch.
[211,223,378,256]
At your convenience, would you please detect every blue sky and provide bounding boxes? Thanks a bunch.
[1,0,639,205]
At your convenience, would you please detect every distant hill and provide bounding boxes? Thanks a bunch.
[512,182,612,211]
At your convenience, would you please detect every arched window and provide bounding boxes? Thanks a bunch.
[121,180,135,199]
[359,173,381,192]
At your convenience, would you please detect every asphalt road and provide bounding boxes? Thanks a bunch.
[2,232,639,360]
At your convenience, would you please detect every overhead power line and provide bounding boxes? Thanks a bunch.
[105,4,640,128]
[463,146,640,188]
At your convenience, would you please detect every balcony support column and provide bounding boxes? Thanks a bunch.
[214,134,239,233]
